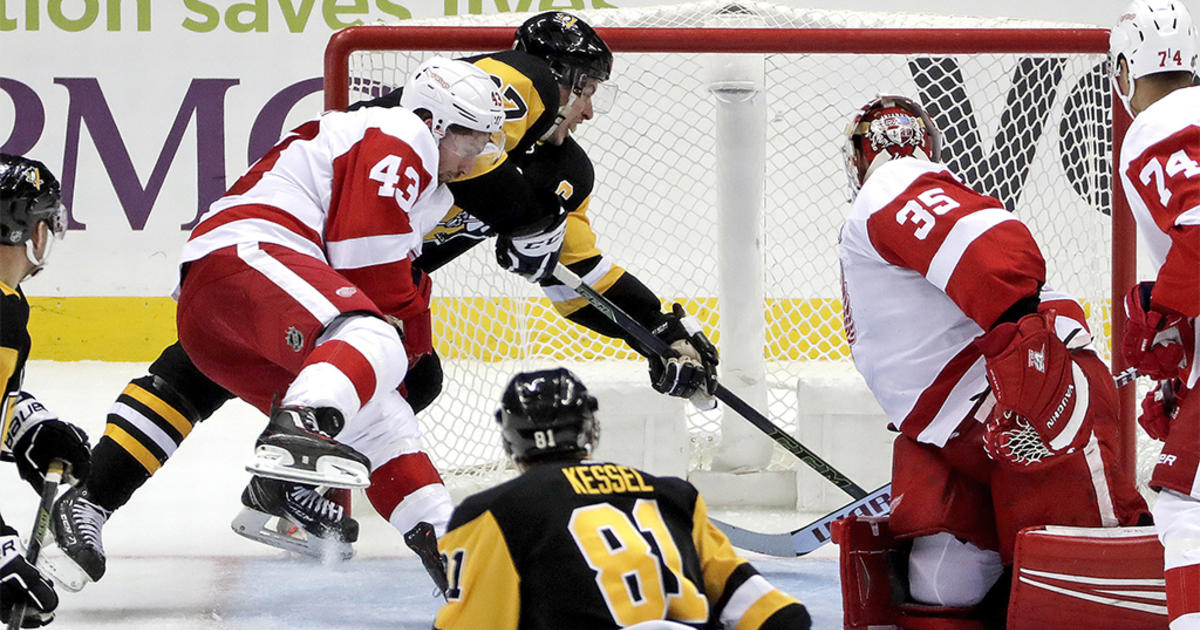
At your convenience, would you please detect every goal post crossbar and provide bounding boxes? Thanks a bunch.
[325,26,1111,109]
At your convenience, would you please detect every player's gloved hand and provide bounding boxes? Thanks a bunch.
[1123,281,1190,381]
[1139,378,1185,442]
[0,527,58,628]
[976,310,1091,469]
[5,392,91,492]
[495,212,567,283]
[648,303,720,410]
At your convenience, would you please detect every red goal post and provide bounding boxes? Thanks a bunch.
[323,10,1137,489]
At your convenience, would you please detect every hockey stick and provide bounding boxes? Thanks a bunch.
[7,460,65,630]
[551,265,869,500]
[708,367,1147,556]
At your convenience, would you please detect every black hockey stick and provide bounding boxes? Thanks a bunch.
[551,265,869,500]
[708,367,1146,556]
[7,460,65,630]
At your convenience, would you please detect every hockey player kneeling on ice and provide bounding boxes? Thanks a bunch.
[834,95,1150,628]
[431,368,810,630]
[0,154,93,626]
[1111,2,1200,627]
[169,58,504,562]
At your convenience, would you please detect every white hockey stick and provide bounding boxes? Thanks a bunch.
[712,366,1144,557]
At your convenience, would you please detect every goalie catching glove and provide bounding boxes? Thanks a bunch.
[1,392,90,492]
[495,210,567,284]
[1123,281,1192,381]
[975,310,1091,470]
[648,303,719,410]
[0,527,57,628]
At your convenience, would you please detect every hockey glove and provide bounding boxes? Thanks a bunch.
[0,527,57,628]
[495,213,566,284]
[1123,281,1191,381]
[1138,378,1185,442]
[976,310,1091,470]
[648,303,720,410]
[4,393,91,492]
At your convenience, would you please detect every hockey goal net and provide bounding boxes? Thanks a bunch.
[325,2,1137,497]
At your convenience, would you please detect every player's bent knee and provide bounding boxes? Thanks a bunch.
[909,532,1003,607]
[318,314,408,395]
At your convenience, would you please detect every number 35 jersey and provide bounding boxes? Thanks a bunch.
[434,460,808,630]
[838,157,1054,446]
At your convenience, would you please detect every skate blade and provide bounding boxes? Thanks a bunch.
[246,445,370,489]
[36,544,90,592]
[230,508,354,562]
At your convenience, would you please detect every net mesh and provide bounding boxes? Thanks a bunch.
[333,2,1120,492]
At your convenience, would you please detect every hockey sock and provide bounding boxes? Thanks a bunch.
[1167,564,1200,627]
[365,452,451,535]
[87,375,207,511]
[283,316,406,420]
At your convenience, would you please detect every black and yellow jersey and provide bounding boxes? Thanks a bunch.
[0,280,30,453]
[434,460,810,630]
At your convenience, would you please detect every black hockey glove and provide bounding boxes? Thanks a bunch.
[495,212,567,283]
[5,392,91,492]
[0,527,58,628]
[648,303,720,410]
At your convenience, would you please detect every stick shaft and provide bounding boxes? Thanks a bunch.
[7,461,65,630]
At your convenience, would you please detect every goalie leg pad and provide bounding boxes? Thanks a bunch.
[832,515,904,629]
[1008,524,1166,629]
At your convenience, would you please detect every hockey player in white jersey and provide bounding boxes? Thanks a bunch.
[834,94,1149,628]
[1111,2,1200,627]
[171,57,504,555]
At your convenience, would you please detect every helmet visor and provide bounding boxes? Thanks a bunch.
[441,128,507,160]
[46,201,66,239]
[572,75,619,115]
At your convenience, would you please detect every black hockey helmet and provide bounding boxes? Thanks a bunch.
[514,12,613,93]
[496,368,599,464]
[0,154,65,245]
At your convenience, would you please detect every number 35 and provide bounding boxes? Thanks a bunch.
[895,187,961,240]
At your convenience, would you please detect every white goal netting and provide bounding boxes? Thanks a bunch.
[329,2,1133,496]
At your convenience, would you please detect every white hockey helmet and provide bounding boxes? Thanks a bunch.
[1109,0,1198,115]
[400,57,506,140]
[843,94,942,200]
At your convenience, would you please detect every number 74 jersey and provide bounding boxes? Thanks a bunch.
[838,157,1052,447]
[434,460,808,630]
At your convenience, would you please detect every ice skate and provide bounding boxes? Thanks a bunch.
[246,405,371,489]
[404,521,448,599]
[50,487,110,584]
[231,477,358,561]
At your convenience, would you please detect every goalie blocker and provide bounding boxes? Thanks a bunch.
[834,516,1169,629]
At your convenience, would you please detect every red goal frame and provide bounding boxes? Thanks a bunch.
[324,24,1137,477]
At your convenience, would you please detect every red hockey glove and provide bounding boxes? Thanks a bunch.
[1123,281,1190,381]
[1138,378,1186,442]
[976,310,1091,469]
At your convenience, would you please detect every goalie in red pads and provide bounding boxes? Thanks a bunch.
[1111,1,1200,627]
[835,94,1149,628]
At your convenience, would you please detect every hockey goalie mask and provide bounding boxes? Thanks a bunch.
[843,95,942,201]
[1109,0,1198,117]
[496,368,599,465]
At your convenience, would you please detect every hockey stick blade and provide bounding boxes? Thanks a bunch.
[7,460,65,630]
[712,483,892,557]
[551,264,869,500]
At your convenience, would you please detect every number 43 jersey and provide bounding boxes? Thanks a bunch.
[178,106,452,320]
[838,157,1054,447]
[434,460,809,630]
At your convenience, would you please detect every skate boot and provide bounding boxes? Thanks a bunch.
[232,477,358,561]
[245,405,371,489]
[50,487,111,583]
[404,521,448,599]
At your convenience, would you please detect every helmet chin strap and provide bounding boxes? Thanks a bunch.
[23,228,52,279]
[1113,74,1138,118]
[539,90,579,142]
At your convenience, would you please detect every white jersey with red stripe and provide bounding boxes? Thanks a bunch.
[179,107,450,318]
[839,157,1091,446]
[1117,85,1200,388]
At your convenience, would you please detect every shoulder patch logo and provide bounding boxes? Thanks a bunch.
[285,326,305,352]
[336,286,357,298]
